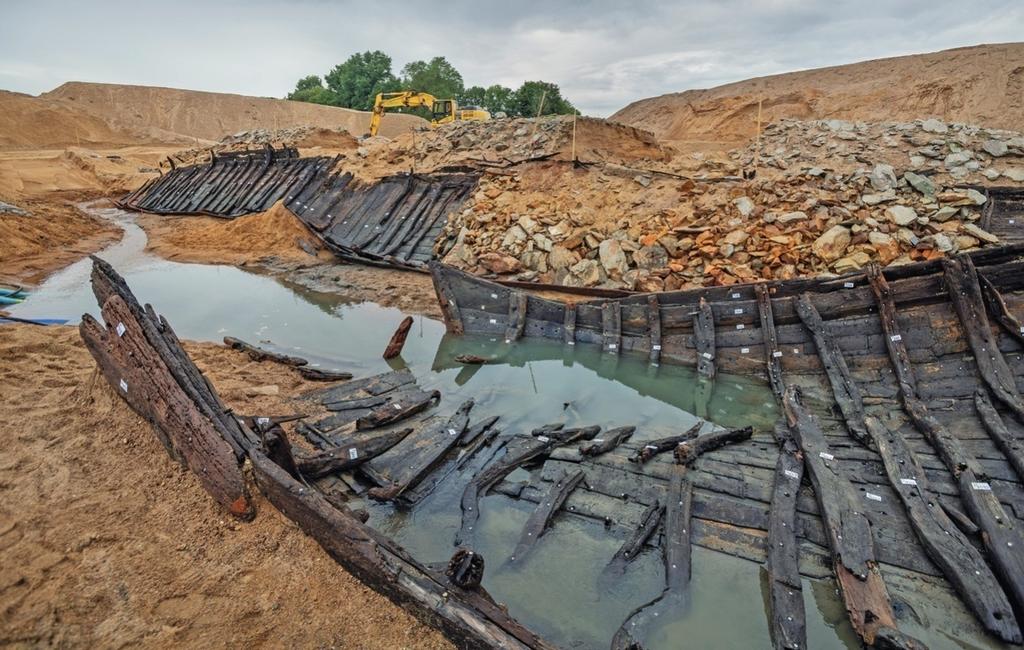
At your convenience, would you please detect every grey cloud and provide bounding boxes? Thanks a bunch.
[0,0,1020,116]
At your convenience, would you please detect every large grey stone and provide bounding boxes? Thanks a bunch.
[869,164,898,191]
[598,239,629,276]
[884,205,918,226]
[903,171,936,197]
[982,140,1008,157]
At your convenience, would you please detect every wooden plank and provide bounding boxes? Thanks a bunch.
[756,284,786,400]
[363,400,473,500]
[563,302,577,345]
[674,427,753,465]
[249,450,556,650]
[798,290,1022,642]
[602,301,622,355]
[943,255,1024,421]
[611,465,691,650]
[294,428,413,479]
[505,291,528,343]
[980,272,1024,348]
[579,426,636,458]
[766,424,806,650]
[975,387,1024,482]
[630,422,702,464]
[355,388,440,430]
[782,386,907,646]
[383,316,414,359]
[695,297,716,378]
[647,294,662,365]
[508,469,585,563]
[603,501,663,576]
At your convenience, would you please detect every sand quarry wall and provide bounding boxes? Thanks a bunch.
[41,82,426,144]
[612,43,1024,144]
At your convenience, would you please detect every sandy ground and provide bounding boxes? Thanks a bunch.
[612,42,1024,146]
[0,323,452,649]
[0,193,120,285]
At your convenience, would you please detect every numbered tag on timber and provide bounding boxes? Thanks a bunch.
[537,436,550,443]
[702,352,713,359]
[348,447,359,460]
[257,417,270,426]
[393,403,403,410]
[818,451,834,461]
[731,292,741,299]
[740,347,750,354]
[448,428,458,436]
[116,322,126,337]
[843,281,855,289]
[890,334,903,342]
[652,344,662,351]
[899,478,918,486]
[772,350,783,358]
[865,492,883,502]
[119,378,128,393]
[971,482,992,491]
[608,343,618,350]
[736,323,745,330]
[784,469,800,480]
[733,308,743,315]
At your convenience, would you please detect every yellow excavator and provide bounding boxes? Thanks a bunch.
[368,91,490,136]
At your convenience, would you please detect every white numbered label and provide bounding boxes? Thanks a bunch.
[257,417,270,426]
[843,281,854,288]
[119,378,128,392]
[890,334,902,342]
[866,493,883,502]
[784,469,799,479]
[819,452,834,461]
[741,347,750,354]
[652,344,662,351]
[736,324,745,330]
[971,482,992,491]
[773,351,783,358]
[348,447,359,460]
[116,322,126,337]
[448,428,457,436]
[900,478,918,486]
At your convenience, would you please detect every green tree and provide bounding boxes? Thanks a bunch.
[323,51,398,111]
[483,84,515,115]
[286,75,336,105]
[510,81,577,117]
[399,56,465,101]
[462,85,486,108]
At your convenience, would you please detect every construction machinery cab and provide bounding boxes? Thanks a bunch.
[369,91,489,136]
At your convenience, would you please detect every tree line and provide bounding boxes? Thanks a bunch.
[286,51,577,118]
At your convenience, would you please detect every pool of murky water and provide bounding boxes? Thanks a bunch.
[6,203,886,648]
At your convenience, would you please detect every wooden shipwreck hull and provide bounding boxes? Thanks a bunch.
[117,148,335,218]
[431,245,1024,646]
[77,257,555,650]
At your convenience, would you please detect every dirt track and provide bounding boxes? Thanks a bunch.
[0,324,451,649]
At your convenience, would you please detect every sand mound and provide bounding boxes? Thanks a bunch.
[0,91,145,150]
[139,200,325,266]
[0,195,119,284]
[43,82,426,143]
[611,43,1024,145]
[0,323,451,649]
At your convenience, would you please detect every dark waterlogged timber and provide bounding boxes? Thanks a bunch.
[77,258,558,650]
[429,245,1024,646]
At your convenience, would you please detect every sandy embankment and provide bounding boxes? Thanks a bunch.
[0,323,452,649]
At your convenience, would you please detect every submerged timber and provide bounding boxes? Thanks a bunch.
[430,244,1024,646]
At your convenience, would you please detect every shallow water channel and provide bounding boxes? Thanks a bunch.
[11,203,873,648]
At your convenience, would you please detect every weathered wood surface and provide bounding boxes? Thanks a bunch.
[975,387,1024,481]
[580,426,636,457]
[943,255,1024,421]
[294,428,413,478]
[603,501,663,576]
[783,386,905,646]
[694,297,715,378]
[799,291,1022,642]
[980,272,1024,347]
[364,400,474,501]
[383,316,414,359]
[297,367,353,382]
[611,465,691,650]
[355,388,441,430]
[631,422,702,464]
[80,257,253,518]
[223,336,308,366]
[674,427,753,465]
[766,425,806,650]
[508,469,585,563]
[250,450,556,650]
[872,263,1024,623]
[506,291,529,343]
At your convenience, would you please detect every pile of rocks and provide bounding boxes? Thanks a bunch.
[438,117,1023,290]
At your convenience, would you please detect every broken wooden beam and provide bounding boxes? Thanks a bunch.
[297,367,354,382]
[250,449,556,649]
[383,316,414,359]
[694,297,715,379]
[505,291,528,343]
[294,428,413,478]
[223,335,308,366]
[603,501,662,577]
[364,400,474,501]
[979,272,1024,348]
[799,289,1021,643]
[446,549,485,590]
[508,469,585,564]
[975,387,1024,482]
[782,386,911,647]
[766,424,806,650]
[756,283,785,401]
[579,426,636,458]
[355,388,440,430]
[674,426,753,465]
[630,422,702,464]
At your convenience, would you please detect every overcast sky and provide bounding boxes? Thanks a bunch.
[0,1,1021,116]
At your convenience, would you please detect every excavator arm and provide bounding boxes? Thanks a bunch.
[369,91,454,136]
